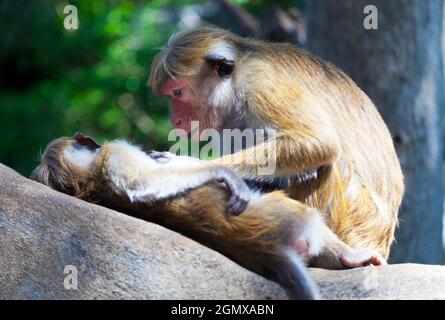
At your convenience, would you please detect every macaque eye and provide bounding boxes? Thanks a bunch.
[204,54,235,79]
[173,88,182,97]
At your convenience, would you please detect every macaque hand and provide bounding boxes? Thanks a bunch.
[213,167,251,215]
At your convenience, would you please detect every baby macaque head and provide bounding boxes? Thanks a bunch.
[31,133,102,196]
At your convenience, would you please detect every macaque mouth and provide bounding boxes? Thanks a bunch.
[74,132,102,151]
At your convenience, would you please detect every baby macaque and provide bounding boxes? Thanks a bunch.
[32,133,386,300]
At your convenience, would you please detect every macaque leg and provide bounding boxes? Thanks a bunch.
[309,224,387,269]
[245,194,387,270]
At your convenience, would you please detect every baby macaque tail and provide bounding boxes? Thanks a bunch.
[274,248,320,300]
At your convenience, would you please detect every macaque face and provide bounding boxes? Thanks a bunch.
[31,133,102,195]
[156,44,237,139]
[63,133,102,171]
[161,78,206,135]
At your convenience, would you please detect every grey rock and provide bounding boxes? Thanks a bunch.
[312,264,445,300]
[1,163,444,299]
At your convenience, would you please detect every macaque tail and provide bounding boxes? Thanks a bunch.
[274,248,320,300]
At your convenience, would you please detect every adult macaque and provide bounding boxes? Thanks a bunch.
[149,27,404,266]
[32,133,385,299]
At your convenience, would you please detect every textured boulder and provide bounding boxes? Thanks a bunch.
[1,163,444,300]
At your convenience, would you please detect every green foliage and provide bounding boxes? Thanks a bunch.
[237,0,305,16]
[0,0,197,175]
[0,0,298,176]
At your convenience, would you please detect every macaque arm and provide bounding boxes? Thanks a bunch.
[209,129,340,178]
[207,60,341,178]
[99,142,250,214]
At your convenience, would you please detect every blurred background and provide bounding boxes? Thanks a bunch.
[0,0,443,264]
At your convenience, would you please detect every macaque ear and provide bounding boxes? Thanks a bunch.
[204,54,235,79]
[74,132,102,151]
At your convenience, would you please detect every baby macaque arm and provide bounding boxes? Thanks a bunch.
[100,141,250,214]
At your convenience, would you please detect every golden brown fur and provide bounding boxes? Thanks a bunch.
[149,27,404,259]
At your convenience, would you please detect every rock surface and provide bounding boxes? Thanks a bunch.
[1,163,444,300]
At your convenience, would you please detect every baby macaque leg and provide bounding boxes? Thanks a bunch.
[308,224,387,269]
[247,193,387,270]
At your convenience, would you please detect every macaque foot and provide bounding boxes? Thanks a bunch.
[339,250,387,268]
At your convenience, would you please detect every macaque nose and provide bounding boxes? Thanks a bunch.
[175,119,182,126]
[173,88,182,97]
